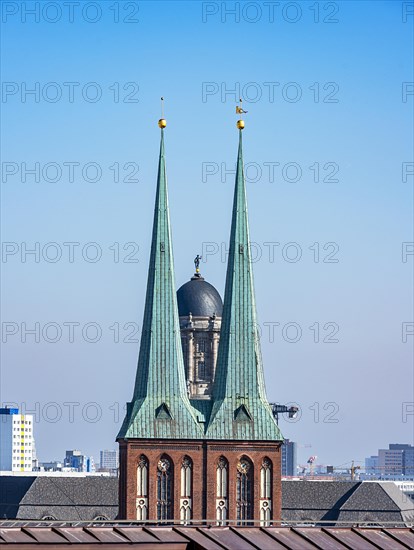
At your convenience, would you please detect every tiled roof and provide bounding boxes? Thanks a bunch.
[0,525,412,548]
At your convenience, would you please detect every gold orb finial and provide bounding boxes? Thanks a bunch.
[236,98,246,129]
[158,96,166,128]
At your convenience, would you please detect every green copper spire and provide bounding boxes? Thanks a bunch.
[117,128,202,440]
[206,129,283,441]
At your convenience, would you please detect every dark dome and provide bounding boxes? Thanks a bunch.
[177,275,223,317]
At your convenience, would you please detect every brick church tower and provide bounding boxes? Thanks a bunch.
[117,115,283,524]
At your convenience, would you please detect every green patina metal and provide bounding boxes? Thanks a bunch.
[117,130,202,440]
[118,128,282,443]
[206,130,283,441]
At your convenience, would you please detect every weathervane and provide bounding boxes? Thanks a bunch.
[158,96,167,128]
[235,98,248,130]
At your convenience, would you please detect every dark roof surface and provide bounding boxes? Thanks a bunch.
[0,477,36,519]
[0,526,412,548]
[1,477,413,526]
[177,275,223,317]
[282,480,414,525]
[0,477,118,521]
[282,481,359,510]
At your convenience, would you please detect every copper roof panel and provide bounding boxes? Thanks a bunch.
[293,527,349,549]
[354,528,407,549]
[198,527,258,549]
[55,527,103,543]
[266,527,319,549]
[235,527,280,549]
[174,528,225,550]
[145,527,189,543]
[382,528,414,548]
[84,527,129,543]
[22,528,67,543]
[233,527,287,549]
[0,528,36,543]
[323,528,379,549]
[114,527,161,543]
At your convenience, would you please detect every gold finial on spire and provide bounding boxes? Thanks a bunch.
[158,96,167,128]
[236,98,247,129]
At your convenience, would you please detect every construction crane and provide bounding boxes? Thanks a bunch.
[269,403,299,423]
[350,460,361,481]
[297,460,363,480]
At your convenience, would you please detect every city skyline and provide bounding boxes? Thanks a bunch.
[1,0,413,469]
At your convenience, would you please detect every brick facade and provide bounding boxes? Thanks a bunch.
[118,439,282,523]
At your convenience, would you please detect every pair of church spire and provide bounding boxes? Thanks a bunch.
[117,105,282,442]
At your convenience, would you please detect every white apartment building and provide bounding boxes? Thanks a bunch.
[0,408,34,471]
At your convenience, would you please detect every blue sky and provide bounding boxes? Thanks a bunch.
[1,0,413,470]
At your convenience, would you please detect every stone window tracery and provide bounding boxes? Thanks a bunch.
[236,457,253,525]
[216,456,228,525]
[260,458,272,526]
[157,455,173,521]
[136,455,148,520]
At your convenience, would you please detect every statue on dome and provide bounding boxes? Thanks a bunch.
[194,254,202,273]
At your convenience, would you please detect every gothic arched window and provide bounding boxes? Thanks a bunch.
[216,456,228,525]
[260,458,272,526]
[137,455,148,521]
[236,457,253,525]
[157,455,173,521]
[180,456,192,524]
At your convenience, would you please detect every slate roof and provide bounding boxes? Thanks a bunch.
[0,477,36,519]
[0,525,412,548]
[0,477,118,521]
[1,477,413,525]
[282,480,414,525]
[0,476,414,525]
[337,481,414,525]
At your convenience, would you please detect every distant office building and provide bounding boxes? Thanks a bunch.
[389,444,414,476]
[403,447,414,476]
[366,444,414,478]
[379,448,404,476]
[64,450,95,473]
[365,455,380,476]
[0,408,34,472]
[64,450,83,470]
[100,450,118,470]
[282,439,297,476]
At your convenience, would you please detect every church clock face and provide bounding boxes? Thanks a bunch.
[237,459,251,474]
[157,458,170,472]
